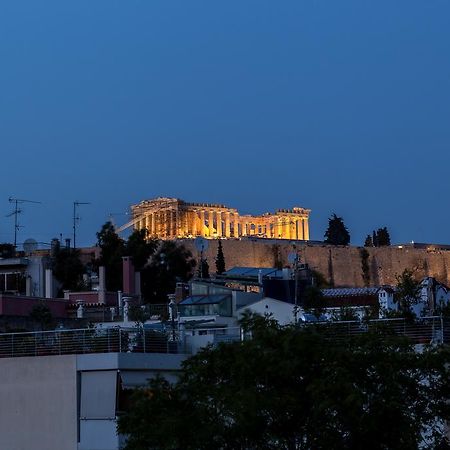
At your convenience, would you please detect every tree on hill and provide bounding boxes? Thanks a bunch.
[324,214,350,245]
[118,315,450,449]
[364,235,373,247]
[95,222,126,292]
[141,241,196,303]
[215,240,226,275]
[52,247,85,295]
[376,227,391,246]
[125,229,157,271]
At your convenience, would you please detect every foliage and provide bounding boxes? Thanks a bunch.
[52,247,85,295]
[125,229,157,271]
[302,285,326,318]
[396,269,422,317]
[333,305,359,321]
[368,227,391,247]
[376,227,391,246]
[324,213,350,245]
[30,302,53,330]
[118,316,450,450]
[141,241,196,303]
[95,222,126,291]
[215,240,226,275]
[310,269,330,289]
[364,235,373,247]
[0,243,15,258]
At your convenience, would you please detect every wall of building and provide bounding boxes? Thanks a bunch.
[0,355,78,450]
[182,239,450,288]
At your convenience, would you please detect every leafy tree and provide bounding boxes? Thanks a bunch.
[396,269,421,317]
[310,269,330,289]
[324,214,350,245]
[215,240,226,275]
[125,229,157,271]
[95,222,126,291]
[372,230,378,247]
[30,302,53,330]
[376,227,391,246]
[0,243,15,258]
[141,241,196,303]
[302,285,326,318]
[52,247,85,295]
[364,235,373,247]
[118,316,450,449]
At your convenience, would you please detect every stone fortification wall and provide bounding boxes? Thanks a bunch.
[182,239,450,288]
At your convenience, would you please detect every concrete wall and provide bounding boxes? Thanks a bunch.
[0,355,78,450]
[182,239,450,288]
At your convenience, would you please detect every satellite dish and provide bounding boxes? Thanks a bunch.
[194,237,209,252]
[23,238,38,253]
[287,252,297,264]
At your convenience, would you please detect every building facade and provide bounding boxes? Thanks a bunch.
[120,197,310,240]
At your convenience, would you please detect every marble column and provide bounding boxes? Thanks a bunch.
[199,210,206,236]
[225,212,231,237]
[208,210,214,237]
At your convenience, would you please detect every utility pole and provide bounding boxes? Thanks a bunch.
[6,197,41,249]
[73,201,90,250]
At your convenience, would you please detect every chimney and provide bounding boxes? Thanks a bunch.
[45,269,53,298]
[26,276,32,297]
[122,257,135,295]
[98,266,106,304]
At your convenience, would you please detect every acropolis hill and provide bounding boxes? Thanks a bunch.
[181,239,450,288]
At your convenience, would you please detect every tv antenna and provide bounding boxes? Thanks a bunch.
[6,197,41,248]
[73,201,91,250]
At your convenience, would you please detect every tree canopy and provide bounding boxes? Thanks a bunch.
[324,214,350,245]
[118,315,450,450]
[141,241,196,303]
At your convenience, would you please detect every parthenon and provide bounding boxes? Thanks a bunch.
[120,197,311,240]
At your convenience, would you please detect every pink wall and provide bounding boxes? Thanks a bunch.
[0,295,68,318]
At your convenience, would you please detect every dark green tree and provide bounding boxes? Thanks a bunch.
[95,222,126,291]
[372,230,378,247]
[302,285,326,318]
[324,214,350,245]
[364,235,373,247]
[52,247,85,295]
[118,316,450,450]
[215,240,226,275]
[125,229,157,271]
[396,269,421,317]
[0,243,15,258]
[141,241,196,303]
[30,302,53,330]
[376,227,391,246]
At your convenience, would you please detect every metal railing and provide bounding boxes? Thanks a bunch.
[306,316,449,345]
[0,327,187,359]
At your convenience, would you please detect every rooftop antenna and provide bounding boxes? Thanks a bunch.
[6,197,41,249]
[73,201,91,250]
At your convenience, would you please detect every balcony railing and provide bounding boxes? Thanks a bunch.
[0,327,187,359]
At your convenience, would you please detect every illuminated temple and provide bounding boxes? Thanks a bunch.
[118,197,310,240]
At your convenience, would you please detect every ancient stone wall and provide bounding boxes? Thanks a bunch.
[182,239,450,287]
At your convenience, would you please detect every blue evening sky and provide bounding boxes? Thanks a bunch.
[0,1,449,247]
